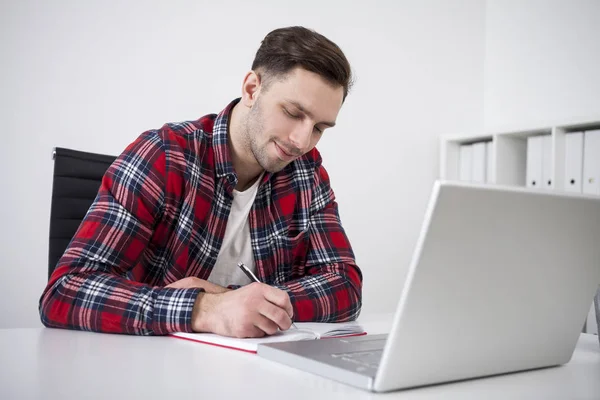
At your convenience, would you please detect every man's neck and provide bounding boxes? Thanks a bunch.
[228,101,264,191]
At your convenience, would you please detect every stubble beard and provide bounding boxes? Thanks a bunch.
[243,99,288,173]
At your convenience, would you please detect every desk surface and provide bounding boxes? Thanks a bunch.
[1,314,599,400]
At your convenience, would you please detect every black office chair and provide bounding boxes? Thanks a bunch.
[48,147,116,280]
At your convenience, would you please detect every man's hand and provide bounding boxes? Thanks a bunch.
[191,282,294,338]
[165,277,230,294]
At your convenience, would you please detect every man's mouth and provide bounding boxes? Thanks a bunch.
[274,142,297,161]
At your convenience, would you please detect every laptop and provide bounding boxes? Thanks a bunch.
[257,181,600,392]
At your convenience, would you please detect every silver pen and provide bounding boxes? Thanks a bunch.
[237,262,298,329]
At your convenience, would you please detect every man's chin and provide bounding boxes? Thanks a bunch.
[264,165,286,174]
[261,159,291,173]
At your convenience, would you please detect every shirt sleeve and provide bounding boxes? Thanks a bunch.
[39,130,202,335]
[274,163,363,322]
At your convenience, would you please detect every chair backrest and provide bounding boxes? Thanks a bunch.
[48,147,116,280]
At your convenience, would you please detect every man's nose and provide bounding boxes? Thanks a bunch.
[288,124,312,154]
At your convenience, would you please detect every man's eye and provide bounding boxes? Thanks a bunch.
[314,126,323,134]
[283,109,301,119]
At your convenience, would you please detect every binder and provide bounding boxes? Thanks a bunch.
[564,132,584,193]
[583,129,600,195]
[526,136,543,188]
[471,142,487,183]
[459,144,472,182]
[486,141,494,183]
[542,135,553,189]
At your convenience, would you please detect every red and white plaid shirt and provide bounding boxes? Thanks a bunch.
[39,99,363,335]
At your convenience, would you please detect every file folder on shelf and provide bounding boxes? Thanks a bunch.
[471,142,487,183]
[486,141,494,183]
[526,136,543,188]
[583,130,600,195]
[564,132,584,193]
[459,144,472,182]
[542,135,553,189]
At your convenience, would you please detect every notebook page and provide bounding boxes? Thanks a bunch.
[171,328,316,352]
[294,321,365,338]
[171,321,365,352]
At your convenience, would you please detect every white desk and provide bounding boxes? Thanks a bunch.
[1,314,599,400]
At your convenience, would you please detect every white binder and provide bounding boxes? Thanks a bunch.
[459,144,473,182]
[542,135,553,189]
[564,132,584,193]
[486,141,494,183]
[526,136,543,188]
[583,129,600,195]
[471,142,487,183]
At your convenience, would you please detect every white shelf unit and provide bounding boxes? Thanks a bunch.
[440,116,600,336]
[441,116,600,190]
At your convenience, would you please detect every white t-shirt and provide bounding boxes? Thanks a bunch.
[207,175,262,287]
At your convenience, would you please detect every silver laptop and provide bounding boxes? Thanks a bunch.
[257,181,600,392]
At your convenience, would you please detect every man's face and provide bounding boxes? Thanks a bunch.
[242,67,344,173]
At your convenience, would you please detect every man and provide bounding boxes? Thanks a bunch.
[39,26,362,337]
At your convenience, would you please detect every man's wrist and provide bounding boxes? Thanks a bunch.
[191,292,215,332]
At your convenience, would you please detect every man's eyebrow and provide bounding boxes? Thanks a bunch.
[284,99,336,127]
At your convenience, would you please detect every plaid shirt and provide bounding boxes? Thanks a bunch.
[39,99,362,335]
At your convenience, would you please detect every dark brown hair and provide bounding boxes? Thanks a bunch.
[251,26,353,100]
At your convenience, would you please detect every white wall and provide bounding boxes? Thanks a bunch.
[484,0,600,131]
[0,0,485,328]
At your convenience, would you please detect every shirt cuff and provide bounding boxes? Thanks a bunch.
[151,287,203,335]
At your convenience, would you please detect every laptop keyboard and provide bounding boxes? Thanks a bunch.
[331,349,383,372]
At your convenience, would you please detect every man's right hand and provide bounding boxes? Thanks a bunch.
[191,282,294,338]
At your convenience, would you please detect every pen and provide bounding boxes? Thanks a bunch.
[237,261,298,330]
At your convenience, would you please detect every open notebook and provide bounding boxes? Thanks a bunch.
[171,322,366,353]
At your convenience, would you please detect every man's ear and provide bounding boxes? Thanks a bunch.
[241,71,262,107]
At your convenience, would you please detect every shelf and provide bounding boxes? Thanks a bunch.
[440,116,600,194]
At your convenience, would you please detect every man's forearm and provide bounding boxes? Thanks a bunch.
[40,267,202,335]
[274,263,362,322]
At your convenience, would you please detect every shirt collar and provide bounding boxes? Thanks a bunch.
[212,98,273,188]
[212,98,240,182]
